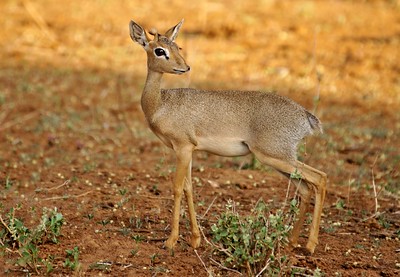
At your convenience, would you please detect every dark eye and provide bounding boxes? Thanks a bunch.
[154,48,166,57]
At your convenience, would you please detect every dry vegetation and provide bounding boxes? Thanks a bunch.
[0,0,399,276]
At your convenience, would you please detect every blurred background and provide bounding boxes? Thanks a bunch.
[2,0,399,104]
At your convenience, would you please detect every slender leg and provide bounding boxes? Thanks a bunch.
[297,162,327,252]
[165,146,193,250]
[183,161,201,248]
[289,182,312,247]
[250,151,327,254]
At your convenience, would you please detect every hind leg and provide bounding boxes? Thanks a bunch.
[250,148,327,254]
[296,162,327,252]
[289,182,312,247]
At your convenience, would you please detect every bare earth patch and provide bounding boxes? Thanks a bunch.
[0,0,399,276]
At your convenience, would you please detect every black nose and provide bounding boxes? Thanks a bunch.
[187,66,191,71]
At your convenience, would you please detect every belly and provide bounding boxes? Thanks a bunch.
[195,137,250,157]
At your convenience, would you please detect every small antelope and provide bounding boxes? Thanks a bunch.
[129,19,327,254]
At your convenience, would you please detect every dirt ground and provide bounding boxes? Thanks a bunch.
[1,0,399,276]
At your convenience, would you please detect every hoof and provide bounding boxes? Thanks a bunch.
[164,237,177,250]
[190,236,201,249]
[292,246,313,256]
[305,240,317,254]
[288,238,299,249]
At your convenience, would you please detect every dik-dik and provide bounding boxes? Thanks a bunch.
[129,19,327,254]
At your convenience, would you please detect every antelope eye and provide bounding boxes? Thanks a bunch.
[154,48,166,57]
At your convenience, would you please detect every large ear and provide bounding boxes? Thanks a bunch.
[165,19,184,42]
[129,20,150,48]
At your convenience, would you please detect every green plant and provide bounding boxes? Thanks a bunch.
[150,184,161,195]
[210,199,295,276]
[4,174,13,189]
[83,162,97,173]
[323,224,336,234]
[85,213,94,220]
[98,218,111,226]
[120,227,130,236]
[155,157,165,171]
[377,215,392,229]
[150,252,160,266]
[40,208,64,243]
[0,206,64,274]
[241,155,264,170]
[132,234,145,242]
[313,266,324,277]
[130,247,139,256]
[64,246,81,271]
[117,194,131,208]
[119,188,128,195]
[130,216,143,229]
[290,169,303,180]
[335,199,346,210]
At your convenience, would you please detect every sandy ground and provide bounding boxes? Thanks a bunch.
[0,0,399,276]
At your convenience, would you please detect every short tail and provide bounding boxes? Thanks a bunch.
[306,110,323,134]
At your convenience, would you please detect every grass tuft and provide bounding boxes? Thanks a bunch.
[209,199,298,276]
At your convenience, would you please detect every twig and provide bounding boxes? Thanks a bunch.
[284,178,292,207]
[141,195,173,201]
[199,222,213,246]
[0,111,39,132]
[194,249,213,276]
[201,196,217,219]
[123,264,133,269]
[0,215,24,257]
[209,257,242,275]
[255,258,271,277]
[361,211,385,222]
[371,172,378,215]
[199,224,235,264]
[38,180,70,192]
[283,176,300,211]
[106,227,167,234]
[0,215,14,238]
[371,156,379,215]
[132,228,164,233]
[291,266,321,277]
[346,176,352,211]
[146,237,168,242]
[41,190,93,201]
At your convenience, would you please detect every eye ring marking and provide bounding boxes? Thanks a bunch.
[154,47,169,60]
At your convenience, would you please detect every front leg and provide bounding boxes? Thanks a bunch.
[165,146,193,250]
[183,160,201,248]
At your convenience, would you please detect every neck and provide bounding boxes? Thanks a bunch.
[141,69,163,119]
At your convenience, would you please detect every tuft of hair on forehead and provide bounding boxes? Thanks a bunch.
[149,28,158,36]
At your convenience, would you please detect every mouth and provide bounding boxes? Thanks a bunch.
[173,69,187,74]
[173,67,190,74]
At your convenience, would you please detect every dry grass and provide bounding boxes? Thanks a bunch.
[1,0,399,107]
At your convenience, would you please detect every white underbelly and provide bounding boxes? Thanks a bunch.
[195,137,250,157]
